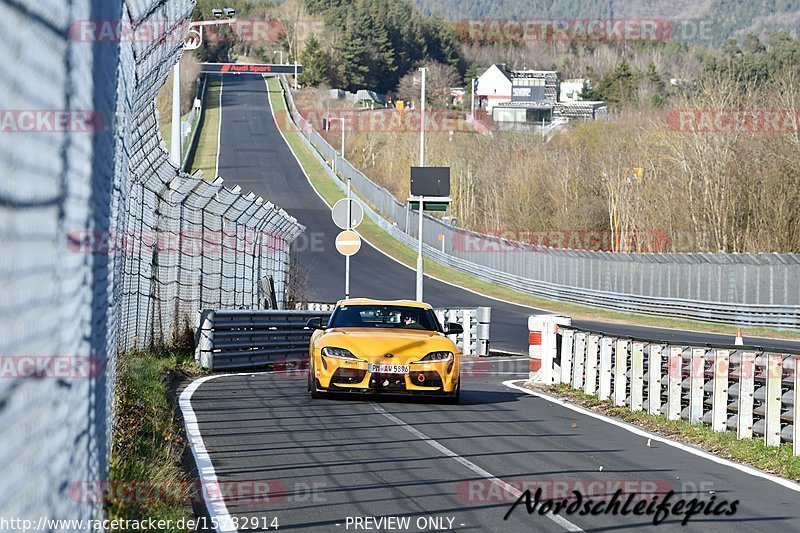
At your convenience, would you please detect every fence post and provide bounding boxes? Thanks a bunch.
[737,352,755,439]
[667,346,683,420]
[647,344,663,415]
[631,342,645,411]
[560,329,575,385]
[598,337,613,401]
[584,335,599,395]
[765,354,783,446]
[689,348,705,424]
[613,339,628,407]
[572,332,587,390]
[711,349,730,432]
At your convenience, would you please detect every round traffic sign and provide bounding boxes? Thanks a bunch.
[332,198,364,230]
[335,230,361,256]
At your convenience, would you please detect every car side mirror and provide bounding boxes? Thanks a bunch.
[306,317,326,330]
[444,322,463,335]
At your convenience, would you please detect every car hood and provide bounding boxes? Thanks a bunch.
[316,328,457,359]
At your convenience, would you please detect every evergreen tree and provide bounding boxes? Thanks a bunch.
[298,35,328,87]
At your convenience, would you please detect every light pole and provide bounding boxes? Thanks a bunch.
[325,117,350,296]
[471,78,476,121]
[416,67,427,302]
[170,61,181,166]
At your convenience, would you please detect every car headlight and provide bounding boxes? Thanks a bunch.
[420,351,454,362]
[321,346,358,359]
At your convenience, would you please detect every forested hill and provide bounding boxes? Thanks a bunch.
[413,0,800,43]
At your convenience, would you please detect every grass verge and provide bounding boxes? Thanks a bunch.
[189,78,222,178]
[265,77,799,342]
[107,347,208,531]
[536,383,800,481]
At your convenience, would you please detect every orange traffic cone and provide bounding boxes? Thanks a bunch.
[735,328,744,346]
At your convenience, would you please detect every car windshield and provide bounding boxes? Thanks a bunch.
[329,305,440,331]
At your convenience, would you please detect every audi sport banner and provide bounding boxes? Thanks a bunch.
[200,63,303,75]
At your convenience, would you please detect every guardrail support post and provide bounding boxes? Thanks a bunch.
[584,335,599,395]
[572,332,587,390]
[765,354,783,446]
[613,339,628,407]
[560,329,575,385]
[667,346,682,420]
[476,307,491,356]
[647,344,663,415]
[737,352,755,439]
[689,348,705,424]
[631,342,645,411]
[794,356,799,455]
[462,310,472,356]
[195,309,216,369]
[711,350,730,432]
[528,316,545,383]
[598,337,613,401]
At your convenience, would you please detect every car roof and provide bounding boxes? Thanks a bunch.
[336,298,433,310]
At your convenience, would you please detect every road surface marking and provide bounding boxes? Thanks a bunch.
[371,402,583,532]
[179,374,236,533]
[504,380,800,493]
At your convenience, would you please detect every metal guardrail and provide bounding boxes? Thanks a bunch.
[277,76,800,330]
[196,309,328,370]
[196,307,492,370]
[528,316,800,453]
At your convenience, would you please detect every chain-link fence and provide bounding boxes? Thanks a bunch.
[279,78,800,329]
[0,0,303,525]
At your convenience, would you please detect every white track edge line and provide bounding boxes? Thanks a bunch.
[503,379,800,493]
[179,374,237,533]
[370,403,583,532]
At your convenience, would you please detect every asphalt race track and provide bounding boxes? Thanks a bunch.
[185,359,800,532]
[181,75,800,533]
[216,75,800,355]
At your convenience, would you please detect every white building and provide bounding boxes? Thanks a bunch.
[560,79,586,102]
[475,64,512,112]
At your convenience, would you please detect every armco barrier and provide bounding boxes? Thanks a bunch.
[196,307,491,369]
[277,76,800,330]
[528,315,800,454]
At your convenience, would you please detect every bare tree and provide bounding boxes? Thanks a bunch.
[396,61,461,108]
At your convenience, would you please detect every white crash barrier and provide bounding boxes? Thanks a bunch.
[526,316,800,454]
[528,314,572,384]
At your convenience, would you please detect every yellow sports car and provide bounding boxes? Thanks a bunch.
[306,299,463,403]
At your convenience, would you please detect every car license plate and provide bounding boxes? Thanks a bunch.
[368,364,409,375]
